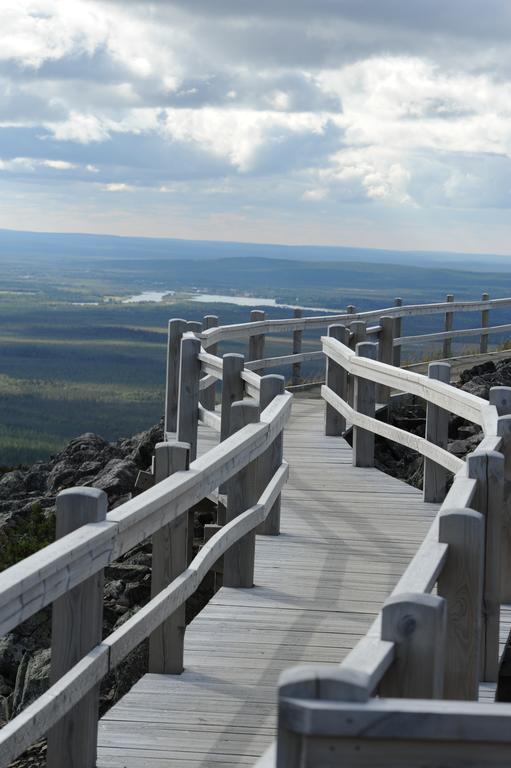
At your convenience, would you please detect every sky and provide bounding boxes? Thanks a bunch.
[2,0,511,254]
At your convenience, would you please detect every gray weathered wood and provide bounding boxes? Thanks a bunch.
[491,392,511,601]
[164,318,187,434]
[220,353,245,442]
[353,341,377,468]
[187,320,202,334]
[322,335,489,428]
[424,362,451,503]
[496,413,511,601]
[200,315,219,410]
[467,450,504,681]
[224,400,260,587]
[438,507,484,700]
[47,487,108,768]
[276,665,370,767]
[249,310,266,371]
[377,316,394,403]
[348,320,366,406]
[258,375,285,535]
[481,292,489,353]
[292,308,302,386]
[149,442,190,675]
[176,336,201,462]
[219,352,245,502]
[325,325,349,436]
[443,293,454,358]
[393,298,402,366]
[346,304,356,315]
[380,592,446,699]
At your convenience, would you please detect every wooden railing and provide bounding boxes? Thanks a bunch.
[2,293,511,768]
[266,315,511,767]
[0,327,292,768]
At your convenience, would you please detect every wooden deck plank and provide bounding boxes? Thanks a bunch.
[97,398,439,767]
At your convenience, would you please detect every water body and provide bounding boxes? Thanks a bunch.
[121,289,341,314]
[191,293,279,307]
[122,290,175,304]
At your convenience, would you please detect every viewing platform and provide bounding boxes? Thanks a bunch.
[97,398,439,766]
[2,295,511,768]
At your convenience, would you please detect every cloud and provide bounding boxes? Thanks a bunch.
[2,1,511,250]
[100,182,135,191]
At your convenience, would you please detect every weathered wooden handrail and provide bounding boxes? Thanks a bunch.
[200,295,511,348]
[267,317,511,767]
[0,461,289,768]
[4,295,511,768]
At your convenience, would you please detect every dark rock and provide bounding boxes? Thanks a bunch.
[11,649,50,717]
[105,563,150,582]
[92,458,138,500]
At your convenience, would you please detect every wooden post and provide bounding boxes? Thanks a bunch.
[149,442,190,674]
[491,389,511,601]
[380,592,446,699]
[224,400,260,587]
[218,353,245,504]
[348,320,366,406]
[249,309,266,372]
[276,664,370,767]
[164,318,187,436]
[258,375,285,535]
[481,292,489,354]
[443,293,454,358]
[423,362,451,503]
[353,341,377,468]
[346,304,356,316]
[220,353,245,443]
[393,297,403,367]
[47,488,108,768]
[467,450,504,682]
[325,324,349,436]
[200,315,219,411]
[438,507,484,700]
[187,320,202,334]
[292,308,302,386]
[176,335,201,462]
[377,316,394,404]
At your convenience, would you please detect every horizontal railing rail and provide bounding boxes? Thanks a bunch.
[3,292,511,768]
[267,316,511,767]
[0,313,293,767]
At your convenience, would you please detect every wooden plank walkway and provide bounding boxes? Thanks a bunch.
[96,398,440,767]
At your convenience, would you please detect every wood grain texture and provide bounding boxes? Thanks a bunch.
[424,362,451,503]
[438,507,483,700]
[149,442,190,675]
[200,315,219,410]
[164,318,187,434]
[224,400,260,587]
[292,308,303,386]
[353,342,377,468]
[176,336,201,461]
[47,488,108,768]
[325,325,349,436]
[380,592,446,699]
[97,399,439,768]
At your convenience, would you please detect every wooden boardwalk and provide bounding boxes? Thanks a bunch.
[96,398,440,767]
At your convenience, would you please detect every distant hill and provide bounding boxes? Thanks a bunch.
[1,227,510,272]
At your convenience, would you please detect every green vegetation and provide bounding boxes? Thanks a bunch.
[0,502,55,571]
[2,235,511,465]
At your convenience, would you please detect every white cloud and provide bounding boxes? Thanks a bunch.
[3,1,511,247]
[0,156,77,172]
[100,182,135,191]
[302,188,328,201]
